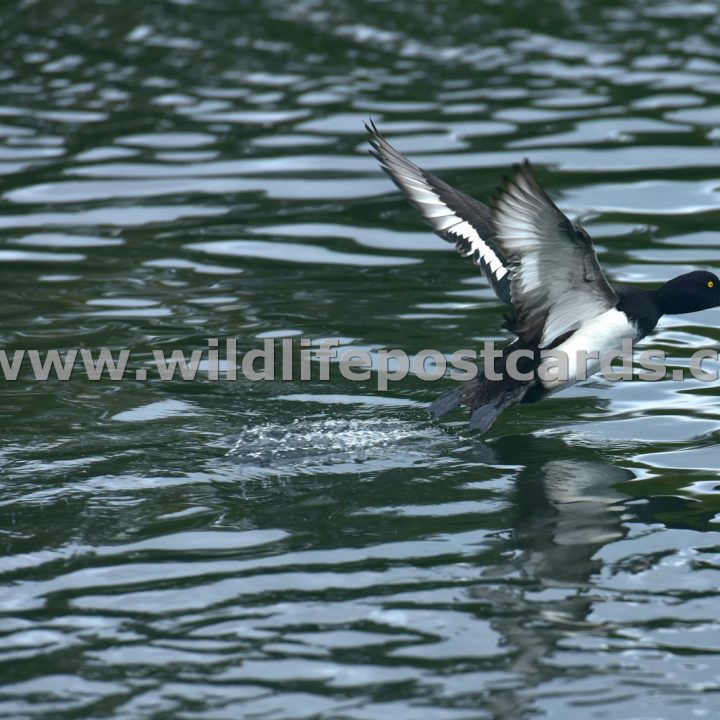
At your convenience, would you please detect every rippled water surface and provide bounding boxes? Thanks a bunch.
[3,0,720,717]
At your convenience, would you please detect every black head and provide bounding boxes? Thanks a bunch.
[654,270,720,315]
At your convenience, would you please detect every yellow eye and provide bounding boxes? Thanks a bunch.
[709,281,715,288]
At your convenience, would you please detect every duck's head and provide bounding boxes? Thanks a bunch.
[654,270,720,315]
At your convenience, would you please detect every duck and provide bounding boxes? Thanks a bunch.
[366,120,720,433]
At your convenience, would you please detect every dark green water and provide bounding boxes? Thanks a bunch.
[2,0,720,717]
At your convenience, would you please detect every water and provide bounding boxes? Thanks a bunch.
[1,0,720,717]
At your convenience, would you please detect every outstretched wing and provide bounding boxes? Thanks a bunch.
[366,120,511,304]
[492,161,618,348]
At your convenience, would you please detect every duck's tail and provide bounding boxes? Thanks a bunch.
[428,371,534,434]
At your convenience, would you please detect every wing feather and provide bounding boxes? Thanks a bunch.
[366,120,511,304]
[492,162,617,348]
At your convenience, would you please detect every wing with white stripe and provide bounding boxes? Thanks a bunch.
[492,161,618,348]
[366,120,511,304]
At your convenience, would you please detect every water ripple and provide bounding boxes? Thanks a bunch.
[3,0,720,717]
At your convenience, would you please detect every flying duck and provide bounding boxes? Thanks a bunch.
[366,120,720,433]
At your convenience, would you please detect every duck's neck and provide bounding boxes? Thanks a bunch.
[650,283,675,316]
[651,277,700,316]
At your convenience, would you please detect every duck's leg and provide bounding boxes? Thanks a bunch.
[468,382,533,433]
[427,376,484,419]
[428,365,537,434]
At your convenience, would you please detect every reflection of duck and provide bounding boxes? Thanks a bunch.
[508,457,631,583]
[367,122,720,433]
[473,438,632,586]
[467,444,634,718]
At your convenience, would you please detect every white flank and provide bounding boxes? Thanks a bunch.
[538,308,638,391]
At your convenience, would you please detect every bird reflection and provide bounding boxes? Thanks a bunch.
[466,436,636,719]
